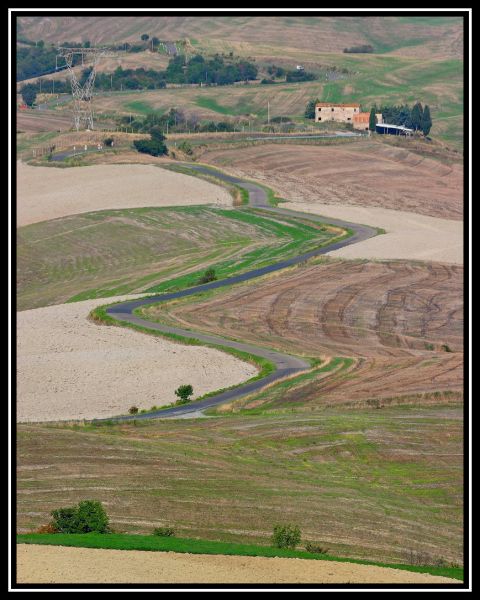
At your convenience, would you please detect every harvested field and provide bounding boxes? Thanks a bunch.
[16,109,73,133]
[16,162,231,227]
[141,259,463,408]
[17,204,337,310]
[201,142,463,220]
[17,405,464,565]
[16,545,458,584]
[142,260,464,358]
[16,295,258,422]
[19,16,463,59]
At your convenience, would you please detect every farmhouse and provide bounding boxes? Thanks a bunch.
[315,103,384,130]
[315,102,360,123]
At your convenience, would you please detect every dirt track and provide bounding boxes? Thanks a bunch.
[17,162,232,226]
[16,545,458,584]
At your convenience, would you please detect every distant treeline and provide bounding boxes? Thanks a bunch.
[17,42,83,81]
[18,50,258,91]
[343,44,375,54]
[117,109,239,134]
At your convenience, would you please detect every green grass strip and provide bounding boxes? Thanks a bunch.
[16,533,463,581]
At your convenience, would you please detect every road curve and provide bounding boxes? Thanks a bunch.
[92,164,377,421]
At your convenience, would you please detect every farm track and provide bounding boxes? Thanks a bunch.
[94,164,378,420]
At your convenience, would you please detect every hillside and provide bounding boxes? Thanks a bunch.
[18,15,463,59]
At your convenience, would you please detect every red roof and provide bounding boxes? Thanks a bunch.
[353,112,370,122]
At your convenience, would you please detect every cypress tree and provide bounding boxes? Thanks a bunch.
[411,102,424,131]
[369,107,377,131]
[422,105,432,136]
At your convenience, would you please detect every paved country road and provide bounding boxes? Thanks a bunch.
[92,164,377,421]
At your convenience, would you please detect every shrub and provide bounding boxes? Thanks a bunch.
[129,406,139,415]
[50,507,79,533]
[103,137,114,147]
[51,500,109,534]
[133,138,167,157]
[76,500,110,533]
[153,526,175,537]
[174,384,194,405]
[197,267,217,284]
[305,543,329,554]
[178,141,193,155]
[272,524,301,549]
[442,344,452,352]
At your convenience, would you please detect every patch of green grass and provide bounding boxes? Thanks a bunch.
[124,100,156,115]
[16,533,463,581]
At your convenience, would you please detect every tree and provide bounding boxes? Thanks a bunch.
[304,98,319,120]
[174,384,194,405]
[21,83,36,107]
[141,34,150,41]
[410,102,424,131]
[369,107,377,132]
[421,105,432,136]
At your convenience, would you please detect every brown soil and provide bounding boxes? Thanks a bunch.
[200,142,463,220]
[143,260,463,407]
[16,545,458,584]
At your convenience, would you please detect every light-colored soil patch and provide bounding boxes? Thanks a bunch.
[288,202,463,264]
[17,162,232,226]
[16,295,258,422]
[16,545,457,584]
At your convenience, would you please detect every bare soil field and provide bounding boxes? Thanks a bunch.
[285,203,463,264]
[16,295,258,422]
[17,162,231,226]
[200,142,463,220]
[16,545,458,584]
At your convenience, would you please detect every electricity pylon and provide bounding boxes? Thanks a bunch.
[57,46,116,131]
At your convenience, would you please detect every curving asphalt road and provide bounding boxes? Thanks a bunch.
[95,164,377,421]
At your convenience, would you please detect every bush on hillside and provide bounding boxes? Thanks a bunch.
[51,500,110,534]
[272,524,301,549]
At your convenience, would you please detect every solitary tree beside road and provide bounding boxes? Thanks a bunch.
[175,384,194,405]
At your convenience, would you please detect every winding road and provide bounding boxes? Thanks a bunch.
[95,164,377,421]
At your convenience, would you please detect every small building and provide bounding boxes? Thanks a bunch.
[352,112,383,131]
[315,103,360,123]
[375,123,413,136]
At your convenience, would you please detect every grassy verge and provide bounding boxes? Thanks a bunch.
[16,533,463,581]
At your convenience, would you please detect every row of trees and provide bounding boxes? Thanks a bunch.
[378,102,432,135]
[164,53,257,85]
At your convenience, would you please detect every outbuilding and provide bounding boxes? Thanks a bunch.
[375,123,413,136]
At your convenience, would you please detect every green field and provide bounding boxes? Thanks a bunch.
[17,201,344,310]
[16,533,463,581]
[17,405,463,567]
